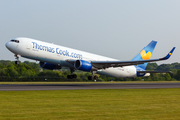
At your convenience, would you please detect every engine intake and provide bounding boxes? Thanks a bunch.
[74,60,92,72]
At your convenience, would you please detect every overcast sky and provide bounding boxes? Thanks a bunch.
[0,0,179,64]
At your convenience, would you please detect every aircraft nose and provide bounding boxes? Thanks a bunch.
[5,42,10,49]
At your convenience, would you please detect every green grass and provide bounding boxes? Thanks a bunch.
[0,89,180,120]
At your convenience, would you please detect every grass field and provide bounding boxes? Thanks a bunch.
[0,89,180,120]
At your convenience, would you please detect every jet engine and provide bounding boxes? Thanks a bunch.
[39,62,61,70]
[74,60,92,72]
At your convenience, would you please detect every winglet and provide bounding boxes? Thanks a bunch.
[160,47,176,60]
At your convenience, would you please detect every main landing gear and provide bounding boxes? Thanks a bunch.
[88,75,98,80]
[88,71,98,80]
[67,74,77,79]
[66,69,99,80]
[14,54,20,65]
[67,69,77,79]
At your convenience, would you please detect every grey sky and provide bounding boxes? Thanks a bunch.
[0,0,179,64]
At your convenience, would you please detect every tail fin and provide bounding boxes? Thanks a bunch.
[132,40,157,70]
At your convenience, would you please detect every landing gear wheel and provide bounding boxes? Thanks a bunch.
[67,74,77,79]
[67,75,73,79]
[14,54,20,65]
[67,69,77,79]
[15,61,19,65]
[94,75,98,80]
[88,75,98,80]
[72,74,77,79]
[88,76,94,80]
[88,76,91,80]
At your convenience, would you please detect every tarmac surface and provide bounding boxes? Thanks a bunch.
[0,83,180,91]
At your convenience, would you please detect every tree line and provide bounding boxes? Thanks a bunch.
[0,60,180,82]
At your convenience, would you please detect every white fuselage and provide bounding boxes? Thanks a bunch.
[6,37,137,78]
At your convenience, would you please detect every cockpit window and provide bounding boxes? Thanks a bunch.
[11,40,19,43]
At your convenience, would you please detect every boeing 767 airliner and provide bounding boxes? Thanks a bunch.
[5,37,175,80]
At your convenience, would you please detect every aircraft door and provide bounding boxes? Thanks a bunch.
[26,41,31,50]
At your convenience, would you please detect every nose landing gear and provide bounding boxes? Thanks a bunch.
[14,54,20,65]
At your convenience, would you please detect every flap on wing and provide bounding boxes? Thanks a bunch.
[137,71,172,73]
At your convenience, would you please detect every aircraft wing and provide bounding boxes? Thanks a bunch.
[66,47,175,70]
[91,47,175,69]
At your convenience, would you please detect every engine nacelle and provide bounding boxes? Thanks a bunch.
[137,72,150,77]
[39,62,61,70]
[74,60,92,72]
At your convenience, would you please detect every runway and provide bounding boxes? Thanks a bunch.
[0,83,180,91]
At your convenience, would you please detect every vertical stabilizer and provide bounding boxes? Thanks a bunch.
[132,40,157,70]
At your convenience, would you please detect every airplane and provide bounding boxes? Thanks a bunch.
[5,37,175,80]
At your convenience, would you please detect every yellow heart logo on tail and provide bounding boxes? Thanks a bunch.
[140,50,152,60]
